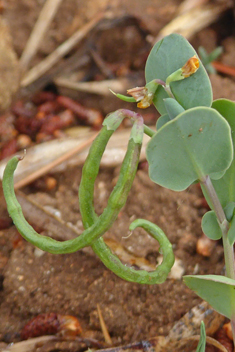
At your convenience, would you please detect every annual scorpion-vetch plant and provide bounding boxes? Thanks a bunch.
[3,33,235,349]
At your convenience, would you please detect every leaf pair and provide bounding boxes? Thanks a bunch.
[146,106,233,192]
[202,100,235,245]
[145,33,212,114]
[145,34,235,324]
[145,34,233,193]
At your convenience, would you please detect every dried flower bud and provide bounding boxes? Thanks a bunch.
[127,86,153,109]
[137,94,153,109]
[127,87,148,102]
[181,55,199,78]
[127,80,160,109]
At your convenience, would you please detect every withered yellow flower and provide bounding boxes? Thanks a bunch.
[127,87,148,102]
[137,95,153,109]
[181,55,199,78]
[127,83,157,109]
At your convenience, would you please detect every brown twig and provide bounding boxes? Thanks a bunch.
[20,12,106,87]
[0,336,58,352]
[176,0,210,15]
[151,1,232,43]
[14,131,98,189]
[90,48,115,79]
[20,50,90,96]
[97,304,113,346]
[183,335,229,352]
[54,77,142,96]
[212,61,235,77]
[84,339,158,352]
[19,0,63,72]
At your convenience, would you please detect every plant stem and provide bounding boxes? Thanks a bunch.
[119,109,155,138]
[164,85,175,98]
[201,176,227,224]
[201,175,235,346]
[143,124,155,137]
[201,175,235,278]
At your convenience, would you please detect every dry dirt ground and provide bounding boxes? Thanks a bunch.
[1,0,235,351]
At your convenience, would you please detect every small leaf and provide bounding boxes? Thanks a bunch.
[228,214,235,245]
[146,107,233,191]
[145,34,212,115]
[198,46,223,74]
[210,99,235,208]
[201,211,222,240]
[156,113,171,130]
[164,98,185,120]
[184,275,235,319]
[224,202,235,222]
[196,322,206,352]
[156,99,185,130]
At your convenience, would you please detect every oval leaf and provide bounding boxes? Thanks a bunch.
[224,202,235,222]
[146,107,233,191]
[228,214,235,245]
[184,275,235,319]
[156,113,171,130]
[164,98,185,120]
[211,99,235,208]
[201,211,222,240]
[145,34,212,115]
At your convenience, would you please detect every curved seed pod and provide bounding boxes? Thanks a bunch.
[92,219,174,284]
[79,114,174,284]
[2,111,126,254]
[80,115,143,232]
[79,114,143,230]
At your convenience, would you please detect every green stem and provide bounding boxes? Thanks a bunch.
[164,85,175,99]
[79,114,174,284]
[144,124,155,137]
[222,235,235,280]
[201,175,235,279]
[119,109,155,138]
[2,111,125,254]
[200,175,235,346]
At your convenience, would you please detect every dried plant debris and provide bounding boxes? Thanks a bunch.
[0,17,20,112]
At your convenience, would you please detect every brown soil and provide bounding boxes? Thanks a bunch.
[1,0,235,351]
[0,166,226,348]
[4,0,180,60]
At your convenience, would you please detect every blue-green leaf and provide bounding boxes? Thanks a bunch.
[228,214,235,245]
[210,99,235,208]
[145,34,212,114]
[164,98,185,120]
[156,113,171,130]
[146,107,233,191]
[224,202,235,222]
[201,211,222,240]
[184,275,235,319]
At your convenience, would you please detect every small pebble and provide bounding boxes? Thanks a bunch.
[17,134,32,149]
[196,234,215,257]
[223,322,233,340]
